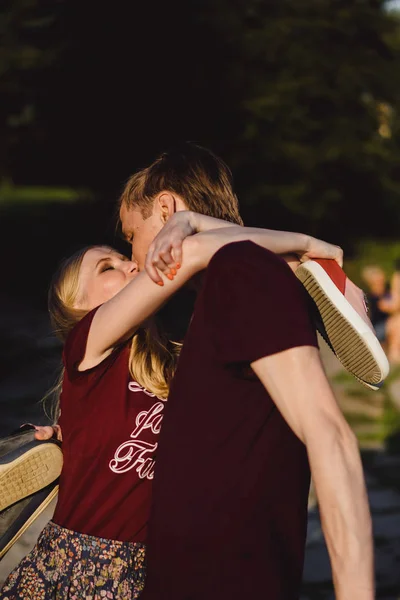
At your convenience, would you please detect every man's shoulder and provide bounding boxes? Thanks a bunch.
[207,240,290,274]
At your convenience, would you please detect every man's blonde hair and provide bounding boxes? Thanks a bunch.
[118,142,244,225]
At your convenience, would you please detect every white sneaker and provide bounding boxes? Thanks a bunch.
[296,259,390,389]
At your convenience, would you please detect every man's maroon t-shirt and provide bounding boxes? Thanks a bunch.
[142,241,318,600]
[52,308,167,542]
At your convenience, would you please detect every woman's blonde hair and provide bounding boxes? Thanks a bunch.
[45,245,180,421]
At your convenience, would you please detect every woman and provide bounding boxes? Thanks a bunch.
[1,213,342,599]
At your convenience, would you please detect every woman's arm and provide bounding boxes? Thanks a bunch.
[84,223,341,369]
[144,211,343,283]
[82,236,204,369]
[83,231,243,368]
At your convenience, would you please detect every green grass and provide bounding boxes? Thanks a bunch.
[345,386,376,398]
[0,183,93,205]
[331,365,400,448]
[332,370,358,385]
[342,411,376,426]
[356,431,385,444]
[381,396,400,439]
[332,371,382,399]
[327,237,400,449]
[384,364,400,385]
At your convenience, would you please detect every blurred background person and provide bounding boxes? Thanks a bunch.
[361,264,391,344]
[377,258,400,364]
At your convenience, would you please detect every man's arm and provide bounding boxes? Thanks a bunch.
[251,345,374,600]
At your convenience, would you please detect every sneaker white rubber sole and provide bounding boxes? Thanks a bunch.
[296,260,390,386]
[0,443,63,512]
[0,485,59,560]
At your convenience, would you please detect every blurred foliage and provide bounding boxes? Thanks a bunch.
[344,238,400,286]
[0,0,65,180]
[0,182,93,205]
[198,0,400,242]
[1,0,400,246]
[332,365,400,448]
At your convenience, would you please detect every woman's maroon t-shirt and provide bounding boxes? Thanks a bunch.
[52,308,166,542]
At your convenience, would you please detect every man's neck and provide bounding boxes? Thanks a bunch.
[157,272,206,344]
[187,270,206,294]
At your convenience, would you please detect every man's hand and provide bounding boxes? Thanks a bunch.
[300,236,343,267]
[34,424,63,442]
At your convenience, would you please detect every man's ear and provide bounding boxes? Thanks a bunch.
[157,192,176,224]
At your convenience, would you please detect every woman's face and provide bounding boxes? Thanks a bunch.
[76,246,138,310]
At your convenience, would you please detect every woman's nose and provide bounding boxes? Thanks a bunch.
[126,260,138,273]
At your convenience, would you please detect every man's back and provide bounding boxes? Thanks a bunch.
[142,241,318,600]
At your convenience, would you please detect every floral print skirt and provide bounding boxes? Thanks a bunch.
[0,520,146,599]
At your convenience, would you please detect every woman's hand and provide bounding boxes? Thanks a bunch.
[301,236,343,267]
[145,212,238,283]
[34,424,63,442]
[145,212,197,283]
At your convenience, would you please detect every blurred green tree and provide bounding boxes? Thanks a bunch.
[0,0,63,181]
[198,0,400,242]
[2,0,400,246]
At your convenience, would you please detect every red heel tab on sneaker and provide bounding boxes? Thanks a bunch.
[312,259,346,294]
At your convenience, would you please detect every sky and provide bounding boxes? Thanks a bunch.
[385,0,400,11]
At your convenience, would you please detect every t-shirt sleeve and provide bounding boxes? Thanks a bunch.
[63,307,100,379]
[203,240,318,364]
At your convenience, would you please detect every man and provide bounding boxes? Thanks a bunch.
[141,240,373,600]
[119,142,388,390]
[118,143,374,599]
[10,143,374,596]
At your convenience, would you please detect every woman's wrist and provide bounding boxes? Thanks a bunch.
[189,212,238,234]
[186,211,201,233]
[173,210,199,234]
[301,232,312,253]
